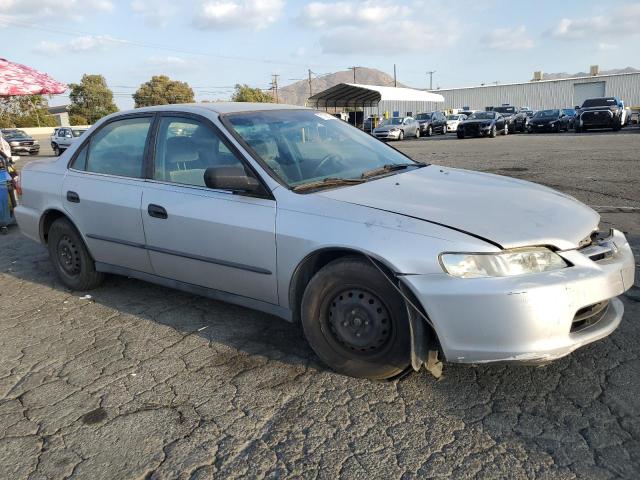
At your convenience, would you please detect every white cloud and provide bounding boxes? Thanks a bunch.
[34,35,124,54]
[482,26,534,51]
[298,1,459,55]
[597,42,618,51]
[551,4,640,40]
[130,0,176,28]
[0,0,113,22]
[193,0,284,30]
[299,1,410,28]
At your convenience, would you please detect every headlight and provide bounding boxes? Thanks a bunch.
[440,247,568,278]
[9,141,19,146]
[33,140,39,144]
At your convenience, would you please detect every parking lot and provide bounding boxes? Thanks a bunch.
[1,130,639,479]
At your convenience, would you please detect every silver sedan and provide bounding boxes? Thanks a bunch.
[15,103,635,379]
[372,116,420,141]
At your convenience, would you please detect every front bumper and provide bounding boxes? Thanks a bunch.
[460,125,492,137]
[373,130,401,140]
[10,145,39,154]
[528,122,559,132]
[402,229,635,364]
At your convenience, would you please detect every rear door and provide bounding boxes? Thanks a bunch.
[140,114,278,304]
[62,115,154,273]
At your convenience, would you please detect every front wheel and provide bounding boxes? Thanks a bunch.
[301,257,412,380]
[415,127,420,139]
[440,124,446,135]
[503,123,509,135]
[52,144,60,156]
[48,218,104,291]
[489,125,497,138]
[426,125,432,137]
[398,130,404,141]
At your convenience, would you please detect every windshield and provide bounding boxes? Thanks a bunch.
[381,117,403,126]
[415,113,432,120]
[225,110,417,188]
[468,112,496,120]
[582,98,617,108]
[2,129,28,139]
[447,115,460,120]
[534,110,559,118]
[491,107,516,114]
[72,129,86,137]
[562,109,576,116]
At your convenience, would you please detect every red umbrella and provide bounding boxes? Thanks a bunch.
[0,57,67,96]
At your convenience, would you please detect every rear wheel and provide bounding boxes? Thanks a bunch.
[301,257,411,380]
[48,218,104,290]
[426,125,432,137]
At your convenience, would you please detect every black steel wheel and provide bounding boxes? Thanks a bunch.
[301,256,411,379]
[48,218,104,290]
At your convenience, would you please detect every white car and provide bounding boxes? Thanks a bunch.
[446,114,467,132]
[14,103,636,380]
[50,127,87,156]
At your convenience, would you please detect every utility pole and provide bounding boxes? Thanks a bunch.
[393,64,397,87]
[426,70,436,90]
[308,69,313,98]
[349,66,358,83]
[271,74,280,103]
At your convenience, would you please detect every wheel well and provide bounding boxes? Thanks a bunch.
[40,209,68,244]
[288,248,401,324]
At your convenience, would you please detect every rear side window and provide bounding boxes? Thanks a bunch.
[84,117,152,178]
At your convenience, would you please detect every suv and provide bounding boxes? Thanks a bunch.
[415,112,447,136]
[0,129,40,155]
[50,127,87,156]
[575,97,626,132]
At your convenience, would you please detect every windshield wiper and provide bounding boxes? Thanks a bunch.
[292,177,365,192]
[360,163,424,179]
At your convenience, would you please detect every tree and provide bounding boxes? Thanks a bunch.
[0,95,57,128]
[69,114,88,126]
[133,75,194,108]
[69,74,118,124]
[231,84,273,103]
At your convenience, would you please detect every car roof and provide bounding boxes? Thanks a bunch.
[122,102,310,116]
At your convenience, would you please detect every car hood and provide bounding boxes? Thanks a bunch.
[318,166,599,250]
[374,126,399,132]
[461,119,493,125]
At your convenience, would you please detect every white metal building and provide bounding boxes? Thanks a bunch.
[307,83,445,119]
[433,72,640,111]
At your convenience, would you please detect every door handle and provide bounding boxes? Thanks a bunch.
[147,204,168,219]
[66,191,80,203]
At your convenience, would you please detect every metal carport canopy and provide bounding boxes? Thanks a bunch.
[306,83,445,108]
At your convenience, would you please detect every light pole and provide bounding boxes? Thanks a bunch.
[426,70,436,90]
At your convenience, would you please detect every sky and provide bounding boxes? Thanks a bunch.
[1,0,639,109]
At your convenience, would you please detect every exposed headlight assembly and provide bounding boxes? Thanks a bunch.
[440,247,568,278]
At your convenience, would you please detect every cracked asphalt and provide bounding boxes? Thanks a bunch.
[1,129,639,479]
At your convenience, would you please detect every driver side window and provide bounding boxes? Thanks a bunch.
[153,116,245,188]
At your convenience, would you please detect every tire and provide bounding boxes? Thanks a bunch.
[426,125,432,137]
[301,256,412,380]
[489,125,497,138]
[398,130,404,141]
[503,123,509,135]
[48,218,104,291]
[52,144,60,156]
[440,124,446,135]
[415,127,420,139]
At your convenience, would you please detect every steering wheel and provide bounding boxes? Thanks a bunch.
[312,153,344,178]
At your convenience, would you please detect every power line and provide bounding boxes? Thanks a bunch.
[0,17,344,70]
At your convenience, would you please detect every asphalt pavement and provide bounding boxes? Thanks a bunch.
[1,128,639,479]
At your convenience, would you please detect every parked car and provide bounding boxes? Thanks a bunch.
[513,109,534,132]
[0,129,40,155]
[445,114,467,132]
[415,112,447,136]
[50,127,87,156]
[561,108,577,129]
[363,116,375,133]
[15,103,635,380]
[486,106,518,134]
[575,97,626,132]
[526,109,571,133]
[457,111,507,138]
[372,116,419,141]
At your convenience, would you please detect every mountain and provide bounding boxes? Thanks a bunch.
[278,67,405,106]
[536,67,639,81]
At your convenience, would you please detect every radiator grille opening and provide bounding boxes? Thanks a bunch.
[571,300,609,333]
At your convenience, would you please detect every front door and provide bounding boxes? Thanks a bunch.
[140,114,278,304]
[62,115,154,274]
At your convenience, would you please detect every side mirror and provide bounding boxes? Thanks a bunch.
[204,166,261,193]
